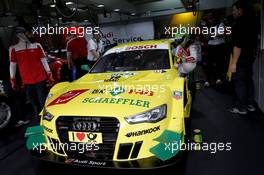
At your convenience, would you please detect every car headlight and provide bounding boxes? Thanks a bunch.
[43,109,54,121]
[125,104,167,124]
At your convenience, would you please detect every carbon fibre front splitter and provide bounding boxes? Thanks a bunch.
[29,150,183,169]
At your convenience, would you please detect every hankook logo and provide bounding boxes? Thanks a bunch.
[125,126,160,137]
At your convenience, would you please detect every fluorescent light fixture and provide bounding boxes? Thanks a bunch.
[66,2,74,5]
[97,4,104,8]
[114,9,120,12]
[50,4,55,7]
[131,13,136,16]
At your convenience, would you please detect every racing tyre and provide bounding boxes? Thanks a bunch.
[0,96,12,129]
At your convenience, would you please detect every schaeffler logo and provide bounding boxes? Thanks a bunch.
[125,126,160,137]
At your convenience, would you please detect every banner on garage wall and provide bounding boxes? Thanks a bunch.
[93,20,154,47]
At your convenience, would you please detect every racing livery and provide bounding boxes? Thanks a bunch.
[25,40,192,168]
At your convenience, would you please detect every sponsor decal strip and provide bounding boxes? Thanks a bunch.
[104,44,169,55]
[104,75,121,82]
[48,89,89,106]
[43,126,53,133]
[125,126,160,137]
[82,97,150,108]
[65,159,106,166]
[128,89,154,96]
[90,87,154,97]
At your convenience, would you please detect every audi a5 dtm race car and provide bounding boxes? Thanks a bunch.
[25,40,193,169]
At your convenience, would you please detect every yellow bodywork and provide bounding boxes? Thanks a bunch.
[40,40,192,162]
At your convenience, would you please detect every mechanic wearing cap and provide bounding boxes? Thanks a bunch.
[87,31,103,69]
[9,27,54,118]
[228,0,258,115]
[66,34,88,80]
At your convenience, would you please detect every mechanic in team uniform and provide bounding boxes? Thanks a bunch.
[228,1,258,115]
[9,27,54,118]
[87,31,104,69]
[66,34,88,81]
[172,34,198,76]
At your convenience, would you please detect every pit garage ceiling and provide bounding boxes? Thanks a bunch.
[0,0,233,26]
[85,0,184,13]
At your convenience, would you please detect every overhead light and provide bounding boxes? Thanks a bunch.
[131,13,136,16]
[38,15,42,18]
[84,20,88,22]
[58,17,62,20]
[97,4,104,8]
[66,2,74,5]
[5,12,14,16]
[8,25,13,28]
[50,4,55,7]
[114,9,120,12]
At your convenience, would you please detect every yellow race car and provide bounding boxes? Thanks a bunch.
[25,40,192,169]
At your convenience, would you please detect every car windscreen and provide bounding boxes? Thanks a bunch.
[90,49,170,73]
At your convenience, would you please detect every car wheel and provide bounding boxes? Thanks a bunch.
[0,98,12,129]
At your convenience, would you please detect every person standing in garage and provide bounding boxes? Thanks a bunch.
[207,14,227,86]
[66,34,88,80]
[87,31,103,69]
[9,27,54,118]
[0,38,25,127]
[229,0,258,115]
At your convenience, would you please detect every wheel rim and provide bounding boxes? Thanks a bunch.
[0,102,11,129]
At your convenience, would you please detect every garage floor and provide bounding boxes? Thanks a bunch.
[0,86,263,175]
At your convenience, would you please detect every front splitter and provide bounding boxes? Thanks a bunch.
[29,150,183,169]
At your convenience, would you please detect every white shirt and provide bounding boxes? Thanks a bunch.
[87,39,103,61]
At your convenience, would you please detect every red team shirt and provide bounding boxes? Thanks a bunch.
[66,37,87,60]
[9,43,47,85]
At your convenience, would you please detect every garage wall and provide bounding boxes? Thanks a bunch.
[254,50,264,112]
[199,0,234,10]
[254,4,264,112]
[0,27,13,49]
[87,19,155,48]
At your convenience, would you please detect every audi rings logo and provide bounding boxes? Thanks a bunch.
[73,121,97,131]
